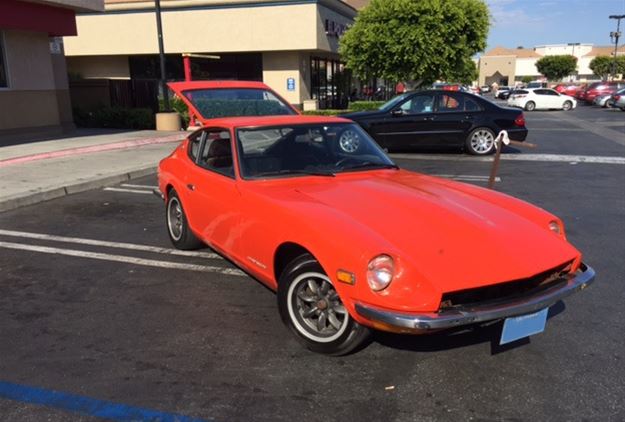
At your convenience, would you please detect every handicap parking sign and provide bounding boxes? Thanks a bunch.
[287,78,295,91]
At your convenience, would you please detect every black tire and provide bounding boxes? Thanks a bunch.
[525,101,536,111]
[465,127,496,155]
[604,99,613,108]
[277,254,370,355]
[165,189,203,250]
[562,100,573,111]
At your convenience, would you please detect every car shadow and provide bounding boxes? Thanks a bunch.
[370,301,566,355]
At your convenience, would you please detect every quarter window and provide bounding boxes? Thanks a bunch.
[438,94,463,112]
[465,98,481,111]
[0,32,8,88]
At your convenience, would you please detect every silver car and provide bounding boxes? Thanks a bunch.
[593,94,613,108]
[610,88,625,111]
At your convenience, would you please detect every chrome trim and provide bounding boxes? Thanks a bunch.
[355,263,595,331]
[153,188,165,200]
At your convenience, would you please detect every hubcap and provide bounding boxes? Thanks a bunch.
[470,130,494,154]
[167,197,183,241]
[287,272,349,343]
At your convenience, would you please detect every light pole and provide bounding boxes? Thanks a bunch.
[567,42,580,81]
[155,0,170,111]
[609,15,625,80]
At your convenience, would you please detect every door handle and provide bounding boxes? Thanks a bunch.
[186,184,195,191]
[422,116,435,121]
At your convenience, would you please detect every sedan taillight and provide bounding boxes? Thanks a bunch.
[614,95,621,101]
[514,114,526,127]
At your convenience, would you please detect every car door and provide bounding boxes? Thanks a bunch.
[543,89,563,108]
[377,92,438,149]
[183,127,243,253]
[429,92,475,146]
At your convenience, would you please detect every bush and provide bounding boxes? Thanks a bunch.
[302,109,352,116]
[73,106,154,129]
[160,96,189,129]
[348,101,385,111]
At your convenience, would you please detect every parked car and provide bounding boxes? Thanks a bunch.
[495,86,512,98]
[554,83,582,97]
[480,85,491,93]
[613,90,625,111]
[157,105,595,355]
[498,89,517,100]
[583,81,625,103]
[340,90,527,155]
[526,81,548,89]
[592,94,614,108]
[508,88,577,111]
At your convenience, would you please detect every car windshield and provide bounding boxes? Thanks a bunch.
[236,123,397,179]
[182,88,296,119]
[379,93,411,111]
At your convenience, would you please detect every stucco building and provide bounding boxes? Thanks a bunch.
[63,0,358,109]
[0,0,104,143]
[479,43,625,87]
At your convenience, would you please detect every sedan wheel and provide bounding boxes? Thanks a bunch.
[562,101,573,111]
[525,101,536,111]
[278,254,370,355]
[466,128,496,155]
[166,189,203,250]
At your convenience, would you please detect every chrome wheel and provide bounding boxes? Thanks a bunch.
[338,130,360,153]
[287,272,349,343]
[167,196,183,241]
[470,129,495,154]
[563,101,572,111]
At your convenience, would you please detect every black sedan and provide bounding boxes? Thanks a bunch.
[341,90,527,155]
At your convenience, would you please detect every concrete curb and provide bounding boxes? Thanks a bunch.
[0,166,157,213]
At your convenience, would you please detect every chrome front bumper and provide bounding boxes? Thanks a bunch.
[355,263,595,331]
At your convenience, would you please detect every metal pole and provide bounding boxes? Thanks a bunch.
[609,15,625,79]
[155,0,170,111]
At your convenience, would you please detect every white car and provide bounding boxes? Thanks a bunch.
[507,88,577,111]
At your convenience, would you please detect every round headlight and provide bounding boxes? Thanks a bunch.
[549,220,562,235]
[367,254,394,291]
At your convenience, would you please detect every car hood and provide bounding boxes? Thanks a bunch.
[263,170,579,292]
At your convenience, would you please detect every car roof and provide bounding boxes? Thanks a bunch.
[204,114,353,128]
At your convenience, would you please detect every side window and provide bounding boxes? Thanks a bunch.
[465,98,481,112]
[535,89,549,96]
[187,131,202,162]
[438,94,463,112]
[399,94,435,114]
[198,129,234,178]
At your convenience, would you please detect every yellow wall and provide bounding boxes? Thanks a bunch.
[262,51,304,105]
[64,3,321,56]
[479,55,516,86]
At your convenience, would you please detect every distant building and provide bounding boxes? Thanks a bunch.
[0,0,104,143]
[478,43,625,86]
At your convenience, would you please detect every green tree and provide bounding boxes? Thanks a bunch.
[339,0,489,86]
[589,55,625,79]
[535,55,577,81]
[521,75,533,84]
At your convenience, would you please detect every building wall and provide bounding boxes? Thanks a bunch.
[262,51,306,105]
[0,30,65,139]
[515,58,539,79]
[64,3,321,56]
[479,55,515,86]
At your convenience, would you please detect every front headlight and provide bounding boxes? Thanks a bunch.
[549,220,564,236]
[367,254,394,291]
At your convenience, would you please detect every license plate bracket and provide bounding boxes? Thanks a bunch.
[500,308,548,345]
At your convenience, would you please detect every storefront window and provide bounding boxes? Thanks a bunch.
[0,32,8,88]
[310,57,350,109]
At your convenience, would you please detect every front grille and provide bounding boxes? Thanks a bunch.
[439,261,573,311]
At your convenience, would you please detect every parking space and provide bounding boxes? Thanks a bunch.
[0,109,624,421]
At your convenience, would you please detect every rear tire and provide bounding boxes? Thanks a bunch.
[465,127,496,155]
[525,101,536,111]
[166,189,203,250]
[562,100,573,111]
[277,254,370,355]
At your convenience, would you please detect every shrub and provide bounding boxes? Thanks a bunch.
[73,107,154,129]
[348,101,385,111]
[302,109,352,116]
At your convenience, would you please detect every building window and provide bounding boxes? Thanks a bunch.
[310,56,349,109]
[0,32,8,88]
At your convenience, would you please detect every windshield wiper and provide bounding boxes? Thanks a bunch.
[254,169,336,178]
[341,162,399,172]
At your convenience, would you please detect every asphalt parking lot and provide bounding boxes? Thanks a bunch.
[1,103,624,421]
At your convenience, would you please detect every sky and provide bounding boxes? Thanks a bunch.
[486,0,625,51]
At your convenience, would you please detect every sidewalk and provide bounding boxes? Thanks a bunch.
[0,129,187,212]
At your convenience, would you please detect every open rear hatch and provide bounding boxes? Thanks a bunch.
[167,81,298,124]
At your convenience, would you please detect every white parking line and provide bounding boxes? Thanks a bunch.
[0,229,222,260]
[103,187,153,195]
[390,153,625,164]
[0,241,244,276]
[120,183,158,189]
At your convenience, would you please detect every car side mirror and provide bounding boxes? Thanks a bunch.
[391,109,405,117]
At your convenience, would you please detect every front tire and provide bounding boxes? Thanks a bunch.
[465,127,496,155]
[277,254,370,355]
[562,100,573,111]
[166,189,203,250]
[525,101,536,111]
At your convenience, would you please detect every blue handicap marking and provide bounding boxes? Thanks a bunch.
[287,77,295,91]
[0,380,210,422]
[500,307,549,345]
